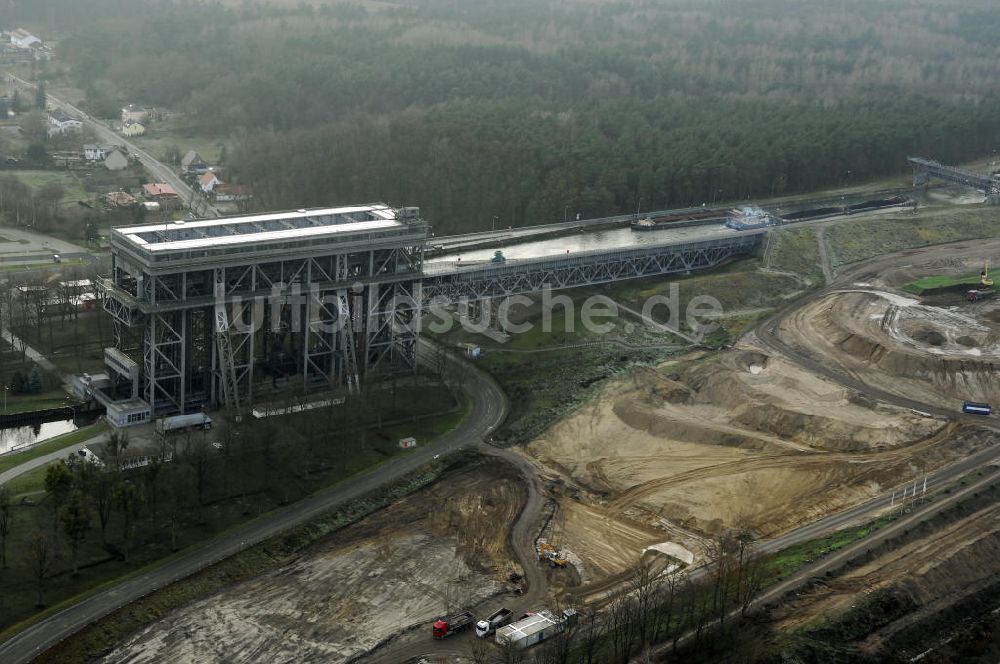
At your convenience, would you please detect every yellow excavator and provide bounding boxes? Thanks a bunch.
[967,261,995,302]
[538,542,567,568]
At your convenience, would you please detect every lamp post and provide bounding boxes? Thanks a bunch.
[563,205,569,223]
[492,216,498,232]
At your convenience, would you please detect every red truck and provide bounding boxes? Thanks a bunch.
[432,611,475,639]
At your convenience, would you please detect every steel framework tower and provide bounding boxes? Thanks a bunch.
[101,204,428,416]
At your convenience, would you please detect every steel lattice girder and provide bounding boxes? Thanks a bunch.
[419,235,761,305]
[908,157,997,201]
[365,280,420,374]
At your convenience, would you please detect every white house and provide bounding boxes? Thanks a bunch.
[83,144,118,161]
[48,109,83,136]
[9,29,41,50]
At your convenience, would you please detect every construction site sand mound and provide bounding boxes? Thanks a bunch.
[102,463,526,664]
[778,290,1000,408]
[526,351,989,587]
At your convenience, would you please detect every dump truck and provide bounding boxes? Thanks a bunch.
[476,608,513,638]
[496,609,578,649]
[155,412,213,434]
[432,611,475,639]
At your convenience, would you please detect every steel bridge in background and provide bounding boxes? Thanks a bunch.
[909,157,1000,205]
[420,234,760,303]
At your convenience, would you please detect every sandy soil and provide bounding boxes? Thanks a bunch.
[777,289,1000,408]
[102,462,525,664]
[524,345,992,591]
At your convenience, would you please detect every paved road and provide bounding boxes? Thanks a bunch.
[0,431,107,487]
[0,227,90,263]
[7,74,220,219]
[0,339,511,664]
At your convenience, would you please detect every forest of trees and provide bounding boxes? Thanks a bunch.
[7,0,1000,233]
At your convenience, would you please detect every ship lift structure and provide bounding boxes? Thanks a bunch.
[97,203,763,424]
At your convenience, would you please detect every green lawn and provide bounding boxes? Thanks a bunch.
[130,118,226,165]
[764,515,895,582]
[12,170,89,206]
[901,273,982,295]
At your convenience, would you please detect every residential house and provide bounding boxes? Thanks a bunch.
[214,184,252,203]
[47,109,83,136]
[180,150,208,174]
[9,29,41,50]
[121,120,145,137]
[121,104,149,124]
[83,144,118,161]
[199,170,221,193]
[142,183,179,209]
[103,149,129,171]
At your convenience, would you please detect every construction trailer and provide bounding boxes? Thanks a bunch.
[496,609,578,649]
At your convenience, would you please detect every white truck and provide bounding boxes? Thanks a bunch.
[155,412,213,435]
[496,609,578,649]
[476,607,512,638]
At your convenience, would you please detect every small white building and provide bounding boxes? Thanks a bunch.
[199,170,221,193]
[48,109,83,136]
[83,143,117,161]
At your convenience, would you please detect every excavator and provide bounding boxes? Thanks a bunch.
[967,261,995,302]
[538,542,567,568]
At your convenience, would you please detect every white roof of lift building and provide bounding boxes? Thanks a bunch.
[114,204,403,253]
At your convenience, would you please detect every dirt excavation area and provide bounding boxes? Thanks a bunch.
[525,348,995,596]
[776,288,1000,409]
[101,461,526,664]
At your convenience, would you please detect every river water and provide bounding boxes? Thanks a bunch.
[425,223,737,264]
[0,419,80,455]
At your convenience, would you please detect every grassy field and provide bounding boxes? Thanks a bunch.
[130,118,226,166]
[766,227,824,283]
[765,515,895,582]
[2,391,77,415]
[901,273,982,295]
[12,170,90,207]
[826,206,1000,266]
